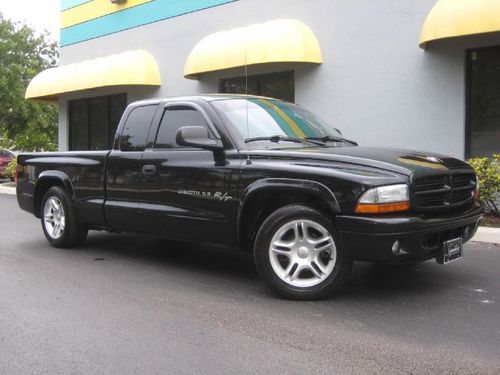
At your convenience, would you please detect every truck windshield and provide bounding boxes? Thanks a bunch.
[212,98,351,146]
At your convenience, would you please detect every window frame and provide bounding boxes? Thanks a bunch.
[151,102,221,151]
[465,48,473,159]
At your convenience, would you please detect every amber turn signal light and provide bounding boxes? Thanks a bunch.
[354,201,410,214]
[473,176,480,201]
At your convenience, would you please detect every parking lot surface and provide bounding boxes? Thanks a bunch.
[0,194,499,374]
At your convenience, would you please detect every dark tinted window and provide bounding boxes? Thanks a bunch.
[220,71,295,102]
[120,105,157,151]
[69,94,126,151]
[468,47,500,157]
[89,97,107,151]
[69,100,88,151]
[155,106,208,149]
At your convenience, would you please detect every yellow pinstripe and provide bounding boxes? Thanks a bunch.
[258,99,306,138]
[61,0,152,29]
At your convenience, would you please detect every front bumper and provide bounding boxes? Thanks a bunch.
[336,203,484,263]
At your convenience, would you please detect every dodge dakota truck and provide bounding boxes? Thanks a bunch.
[16,95,483,299]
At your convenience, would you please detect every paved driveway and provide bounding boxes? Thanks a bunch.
[0,194,499,374]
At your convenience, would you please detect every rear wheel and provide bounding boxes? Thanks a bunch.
[254,204,352,300]
[41,186,88,248]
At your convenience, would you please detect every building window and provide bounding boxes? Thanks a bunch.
[467,47,500,158]
[69,94,127,150]
[220,71,295,102]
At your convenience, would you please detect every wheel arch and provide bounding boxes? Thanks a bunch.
[237,178,340,251]
[34,171,76,218]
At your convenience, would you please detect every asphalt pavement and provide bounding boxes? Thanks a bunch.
[0,194,499,374]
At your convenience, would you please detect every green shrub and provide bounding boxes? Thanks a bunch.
[5,158,17,181]
[467,154,500,213]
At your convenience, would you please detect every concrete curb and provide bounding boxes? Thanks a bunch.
[0,183,498,244]
[472,227,500,245]
[0,184,15,195]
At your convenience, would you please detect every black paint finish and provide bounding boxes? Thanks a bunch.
[16,95,484,262]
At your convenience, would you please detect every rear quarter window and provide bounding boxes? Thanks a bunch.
[120,105,157,152]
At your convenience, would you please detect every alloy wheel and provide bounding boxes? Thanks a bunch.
[43,196,66,240]
[269,219,337,288]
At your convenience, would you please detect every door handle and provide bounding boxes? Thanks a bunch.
[142,164,157,175]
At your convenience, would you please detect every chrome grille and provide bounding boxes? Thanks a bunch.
[413,173,475,210]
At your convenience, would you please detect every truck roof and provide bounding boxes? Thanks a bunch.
[129,94,281,107]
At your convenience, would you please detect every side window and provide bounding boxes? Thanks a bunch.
[155,106,209,149]
[120,105,156,151]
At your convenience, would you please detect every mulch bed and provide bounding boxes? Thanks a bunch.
[480,213,500,228]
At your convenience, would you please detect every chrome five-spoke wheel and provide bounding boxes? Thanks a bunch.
[40,186,87,248]
[43,196,66,239]
[269,219,337,288]
[254,204,352,300]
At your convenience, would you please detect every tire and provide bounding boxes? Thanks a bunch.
[254,204,352,300]
[41,186,88,248]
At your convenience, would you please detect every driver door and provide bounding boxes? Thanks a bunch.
[136,103,241,245]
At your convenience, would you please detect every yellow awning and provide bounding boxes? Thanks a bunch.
[26,50,161,101]
[184,19,322,79]
[420,0,500,48]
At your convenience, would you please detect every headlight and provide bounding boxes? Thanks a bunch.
[355,184,410,214]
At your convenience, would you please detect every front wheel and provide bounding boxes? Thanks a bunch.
[41,186,88,248]
[254,205,352,300]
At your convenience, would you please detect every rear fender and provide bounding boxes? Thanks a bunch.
[34,171,76,217]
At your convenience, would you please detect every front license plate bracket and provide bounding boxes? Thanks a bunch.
[437,237,463,265]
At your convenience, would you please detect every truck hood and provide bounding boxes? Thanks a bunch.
[246,146,473,176]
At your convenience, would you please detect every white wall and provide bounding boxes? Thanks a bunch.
[58,0,500,158]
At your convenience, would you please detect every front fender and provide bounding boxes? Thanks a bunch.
[241,178,340,213]
[237,178,341,249]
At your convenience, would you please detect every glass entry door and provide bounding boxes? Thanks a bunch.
[467,47,500,158]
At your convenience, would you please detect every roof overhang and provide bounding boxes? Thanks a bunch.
[25,50,161,101]
[420,0,500,48]
[184,19,323,79]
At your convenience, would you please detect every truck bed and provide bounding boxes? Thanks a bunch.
[17,151,110,227]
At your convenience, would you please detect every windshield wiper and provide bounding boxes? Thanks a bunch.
[245,136,325,146]
[305,135,358,146]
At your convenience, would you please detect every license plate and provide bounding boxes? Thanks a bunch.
[438,237,463,264]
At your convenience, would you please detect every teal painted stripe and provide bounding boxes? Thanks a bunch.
[61,0,238,47]
[61,0,92,11]
[250,99,296,137]
[278,104,315,137]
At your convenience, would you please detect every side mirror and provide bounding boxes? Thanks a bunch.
[176,126,223,150]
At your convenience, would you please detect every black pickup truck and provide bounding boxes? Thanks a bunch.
[16,95,483,299]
